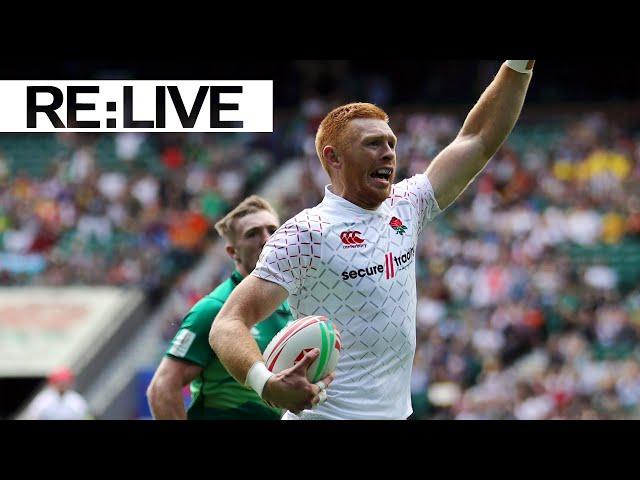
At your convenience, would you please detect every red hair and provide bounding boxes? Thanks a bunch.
[315,102,389,174]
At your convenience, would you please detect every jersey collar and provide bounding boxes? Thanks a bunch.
[230,270,244,285]
[322,184,389,218]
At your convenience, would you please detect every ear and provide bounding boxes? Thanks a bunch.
[225,245,238,262]
[323,145,341,173]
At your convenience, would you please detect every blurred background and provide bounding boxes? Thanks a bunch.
[1,59,640,420]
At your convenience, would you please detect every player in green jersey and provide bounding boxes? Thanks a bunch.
[147,195,293,419]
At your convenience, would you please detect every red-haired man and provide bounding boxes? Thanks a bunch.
[210,60,535,419]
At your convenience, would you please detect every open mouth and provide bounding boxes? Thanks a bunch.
[370,167,393,183]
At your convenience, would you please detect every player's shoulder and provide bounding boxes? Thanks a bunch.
[389,173,431,195]
[183,290,225,326]
[273,206,333,237]
[206,278,236,305]
[387,173,436,205]
[287,204,331,224]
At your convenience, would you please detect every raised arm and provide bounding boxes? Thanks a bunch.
[209,275,333,413]
[426,60,534,210]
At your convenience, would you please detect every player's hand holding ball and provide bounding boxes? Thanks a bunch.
[261,315,341,413]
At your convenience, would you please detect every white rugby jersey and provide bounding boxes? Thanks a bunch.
[252,174,441,419]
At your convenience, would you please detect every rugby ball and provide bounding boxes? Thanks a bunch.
[263,315,341,383]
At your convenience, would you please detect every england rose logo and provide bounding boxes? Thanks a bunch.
[389,216,408,235]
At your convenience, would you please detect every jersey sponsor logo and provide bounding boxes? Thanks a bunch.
[341,264,384,280]
[389,216,408,235]
[339,230,366,248]
[341,247,415,280]
[168,328,196,357]
[384,252,395,279]
[384,247,415,278]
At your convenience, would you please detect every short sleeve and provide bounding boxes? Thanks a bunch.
[166,298,222,367]
[388,173,441,234]
[252,212,324,296]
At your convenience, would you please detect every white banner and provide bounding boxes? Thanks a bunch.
[0,287,144,377]
[0,80,273,132]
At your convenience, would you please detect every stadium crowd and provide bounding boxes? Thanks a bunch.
[0,130,285,303]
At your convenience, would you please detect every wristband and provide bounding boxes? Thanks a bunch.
[505,60,535,74]
[245,362,274,398]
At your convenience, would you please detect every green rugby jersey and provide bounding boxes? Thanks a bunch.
[166,270,292,420]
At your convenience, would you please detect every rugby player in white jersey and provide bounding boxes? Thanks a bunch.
[210,60,535,419]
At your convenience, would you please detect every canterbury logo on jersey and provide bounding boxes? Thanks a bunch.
[341,247,415,280]
[340,231,366,248]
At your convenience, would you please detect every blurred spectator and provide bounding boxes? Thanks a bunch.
[115,132,145,161]
[0,130,273,301]
[23,367,92,420]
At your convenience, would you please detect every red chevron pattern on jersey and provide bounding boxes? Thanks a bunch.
[255,212,328,292]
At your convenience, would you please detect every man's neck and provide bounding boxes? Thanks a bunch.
[328,184,382,211]
[236,266,249,277]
